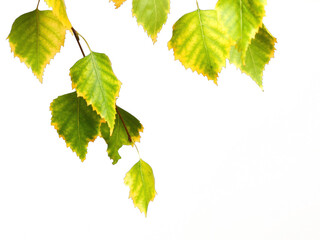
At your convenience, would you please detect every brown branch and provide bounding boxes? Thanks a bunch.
[71,27,85,58]
[116,106,132,143]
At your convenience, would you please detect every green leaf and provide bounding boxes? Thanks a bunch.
[229,25,276,89]
[100,106,143,164]
[132,0,170,43]
[110,0,127,8]
[7,10,66,83]
[124,159,156,217]
[50,92,101,161]
[216,0,266,61]
[69,52,122,133]
[168,9,232,84]
[44,0,72,31]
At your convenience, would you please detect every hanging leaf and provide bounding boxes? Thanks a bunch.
[7,10,66,83]
[168,9,232,84]
[69,52,122,133]
[110,0,127,9]
[44,0,72,31]
[124,159,156,217]
[229,25,276,89]
[132,0,170,43]
[50,92,101,161]
[215,0,266,61]
[100,106,143,164]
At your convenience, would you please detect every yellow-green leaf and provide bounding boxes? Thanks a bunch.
[124,159,156,217]
[216,0,266,60]
[100,106,143,164]
[229,25,276,89]
[69,52,122,133]
[44,0,72,31]
[132,0,170,43]
[50,92,101,161]
[7,10,66,83]
[168,9,232,84]
[110,0,127,8]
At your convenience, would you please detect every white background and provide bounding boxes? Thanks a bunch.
[1,0,320,239]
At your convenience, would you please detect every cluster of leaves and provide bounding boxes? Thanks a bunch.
[112,0,276,88]
[8,0,276,216]
[169,0,276,89]
[8,0,156,216]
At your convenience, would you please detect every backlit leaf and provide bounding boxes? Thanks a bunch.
[7,10,66,83]
[132,0,170,43]
[69,52,122,133]
[168,9,232,84]
[110,0,127,9]
[216,0,266,61]
[124,159,156,216]
[100,106,143,164]
[44,0,72,30]
[50,92,101,161]
[229,25,276,89]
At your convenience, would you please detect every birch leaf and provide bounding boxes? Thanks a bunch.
[110,0,127,8]
[44,0,72,30]
[124,159,156,217]
[168,9,231,84]
[216,0,266,60]
[132,0,170,43]
[50,92,101,161]
[229,25,276,89]
[100,106,143,164]
[69,52,122,133]
[7,10,66,83]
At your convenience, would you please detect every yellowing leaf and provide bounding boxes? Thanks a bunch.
[229,25,276,89]
[124,159,156,217]
[69,52,122,133]
[132,0,170,43]
[44,0,72,31]
[50,92,101,161]
[7,10,66,83]
[100,106,143,164]
[168,9,232,84]
[216,0,266,61]
[110,0,127,8]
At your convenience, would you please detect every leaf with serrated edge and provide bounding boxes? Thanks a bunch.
[168,9,232,84]
[7,10,66,83]
[100,106,143,164]
[50,92,101,161]
[229,25,276,90]
[110,0,127,8]
[216,0,266,61]
[124,159,156,217]
[70,52,121,133]
[132,0,170,43]
[44,0,72,31]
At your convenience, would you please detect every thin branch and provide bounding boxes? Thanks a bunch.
[71,27,86,57]
[36,0,40,9]
[116,106,132,143]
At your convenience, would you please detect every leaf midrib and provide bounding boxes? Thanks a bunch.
[153,0,158,35]
[77,96,81,148]
[90,53,109,120]
[197,10,214,76]
[36,10,40,74]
